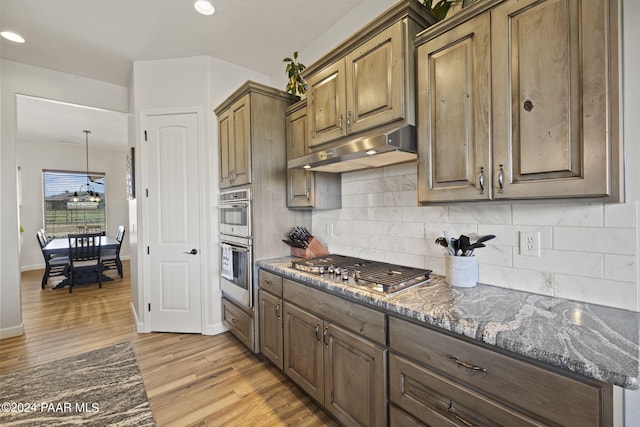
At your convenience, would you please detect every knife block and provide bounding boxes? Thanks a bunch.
[290,237,330,259]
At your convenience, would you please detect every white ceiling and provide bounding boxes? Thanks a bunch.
[0,0,364,86]
[16,95,129,151]
[2,0,366,150]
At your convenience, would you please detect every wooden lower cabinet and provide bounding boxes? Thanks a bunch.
[389,353,543,427]
[222,297,254,350]
[282,300,387,427]
[258,290,283,370]
[389,316,613,427]
[257,272,615,426]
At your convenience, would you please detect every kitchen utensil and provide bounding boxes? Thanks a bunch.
[459,235,471,255]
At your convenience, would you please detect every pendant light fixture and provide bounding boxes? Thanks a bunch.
[72,130,100,203]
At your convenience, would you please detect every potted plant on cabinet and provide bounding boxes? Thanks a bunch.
[283,51,307,98]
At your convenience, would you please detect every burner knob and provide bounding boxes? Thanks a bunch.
[342,270,349,281]
[334,268,341,276]
[319,266,325,275]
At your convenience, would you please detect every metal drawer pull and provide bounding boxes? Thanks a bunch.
[323,327,329,348]
[479,166,485,194]
[447,355,487,373]
[274,304,280,319]
[448,402,478,427]
[315,324,321,343]
[498,164,505,193]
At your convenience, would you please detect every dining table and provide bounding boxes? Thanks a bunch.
[42,236,120,289]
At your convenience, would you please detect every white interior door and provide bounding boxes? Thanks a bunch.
[145,112,202,333]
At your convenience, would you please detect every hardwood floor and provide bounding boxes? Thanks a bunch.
[0,263,337,426]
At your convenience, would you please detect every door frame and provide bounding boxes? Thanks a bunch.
[137,107,214,334]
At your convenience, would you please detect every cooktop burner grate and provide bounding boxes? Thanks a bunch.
[356,265,429,286]
[291,255,432,294]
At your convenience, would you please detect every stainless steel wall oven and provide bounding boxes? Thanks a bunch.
[219,189,253,307]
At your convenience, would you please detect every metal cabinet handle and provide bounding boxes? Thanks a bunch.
[231,317,237,324]
[447,354,487,373]
[339,114,343,131]
[323,327,329,348]
[347,111,352,131]
[264,279,273,285]
[274,303,281,320]
[498,164,505,193]
[448,402,478,427]
[479,167,485,195]
[315,324,321,343]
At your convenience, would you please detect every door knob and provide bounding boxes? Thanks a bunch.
[184,249,198,255]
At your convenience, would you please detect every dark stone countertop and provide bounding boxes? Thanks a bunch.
[256,256,640,390]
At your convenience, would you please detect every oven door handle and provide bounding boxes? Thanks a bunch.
[221,203,248,209]
[220,243,249,253]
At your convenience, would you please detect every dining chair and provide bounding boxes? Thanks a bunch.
[67,233,103,293]
[101,226,125,278]
[36,230,70,289]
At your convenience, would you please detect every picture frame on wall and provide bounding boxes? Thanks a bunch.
[126,147,135,200]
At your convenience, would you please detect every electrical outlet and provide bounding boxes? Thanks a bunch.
[519,231,541,257]
[326,223,334,237]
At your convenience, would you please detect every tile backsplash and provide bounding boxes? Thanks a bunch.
[312,162,639,312]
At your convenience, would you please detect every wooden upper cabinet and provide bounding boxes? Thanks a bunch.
[417,12,491,202]
[308,21,406,149]
[416,0,621,202]
[215,81,295,190]
[492,0,619,200]
[286,100,342,209]
[345,21,404,136]
[217,93,251,188]
[287,101,315,206]
[305,1,436,151]
[308,61,347,148]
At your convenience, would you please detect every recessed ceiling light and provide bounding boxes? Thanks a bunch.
[1,31,25,43]
[194,0,215,15]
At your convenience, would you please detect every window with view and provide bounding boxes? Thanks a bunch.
[43,170,106,238]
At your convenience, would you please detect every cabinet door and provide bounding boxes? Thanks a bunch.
[259,290,283,370]
[286,104,314,208]
[346,21,405,135]
[492,0,614,199]
[222,297,254,350]
[307,61,347,148]
[324,323,387,427]
[417,12,491,202]
[283,302,324,404]
[229,94,251,187]
[218,108,232,188]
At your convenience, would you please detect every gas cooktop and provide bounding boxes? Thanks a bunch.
[291,255,432,295]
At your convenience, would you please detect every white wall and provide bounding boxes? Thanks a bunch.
[17,139,129,270]
[131,55,270,335]
[0,60,128,339]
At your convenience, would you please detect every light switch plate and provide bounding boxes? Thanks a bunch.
[519,231,541,257]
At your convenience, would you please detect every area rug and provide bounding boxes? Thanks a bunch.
[0,342,155,426]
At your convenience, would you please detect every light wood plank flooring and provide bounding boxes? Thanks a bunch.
[0,263,337,426]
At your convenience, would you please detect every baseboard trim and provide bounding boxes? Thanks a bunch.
[0,322,24,340]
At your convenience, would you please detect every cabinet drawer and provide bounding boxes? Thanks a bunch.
[259,270,283,296]
[222,297,254,350]
[390,353,543,427]
[389,317,612,427]
[389,404,428,427]
[283,278,386,345]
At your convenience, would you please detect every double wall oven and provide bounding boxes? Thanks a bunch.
[219,189,253,308]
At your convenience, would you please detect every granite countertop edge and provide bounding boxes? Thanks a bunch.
[256,257,640,390]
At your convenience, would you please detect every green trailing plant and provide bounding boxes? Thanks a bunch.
[283,51,307,97]
[418,0,476,21]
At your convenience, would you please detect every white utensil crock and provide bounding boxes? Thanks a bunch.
[445,255,478,288]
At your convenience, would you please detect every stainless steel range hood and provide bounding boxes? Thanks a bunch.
[288,124,417,173]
